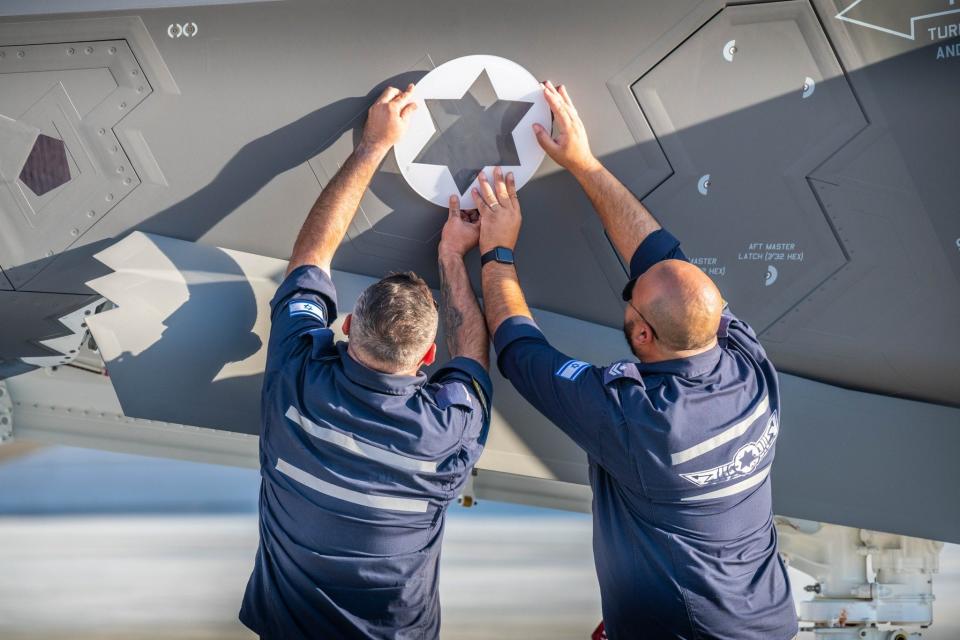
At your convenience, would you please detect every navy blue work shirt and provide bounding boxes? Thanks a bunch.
[494,230,797,640]
[240,265,492,640]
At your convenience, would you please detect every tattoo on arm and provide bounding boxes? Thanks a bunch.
[438,254,489,370]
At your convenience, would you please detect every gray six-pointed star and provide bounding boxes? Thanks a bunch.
[413,69,534,194]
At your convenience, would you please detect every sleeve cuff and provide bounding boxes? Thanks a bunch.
[430,356,494,404]
[270,264,339,322]
[628,229,682,279]
[493,316,546,355]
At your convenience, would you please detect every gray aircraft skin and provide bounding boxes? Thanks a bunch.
[0,0,959,542]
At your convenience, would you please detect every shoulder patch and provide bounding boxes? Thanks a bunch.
[289,299,325,323]
[556,359,591,381]
[436,381,474,411]
[603,360,644,386]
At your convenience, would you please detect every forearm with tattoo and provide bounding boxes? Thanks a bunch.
[438,254,489,369]
[287,143,385,276]
[481,262,532,338]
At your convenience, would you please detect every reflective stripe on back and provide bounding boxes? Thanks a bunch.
[670,395,769,466]
[275,458,429,513]
[285,405,439,473]
[679,465,770,502]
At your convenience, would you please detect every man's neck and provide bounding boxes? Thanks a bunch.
[638,338,718,364]
[346,342,419,377]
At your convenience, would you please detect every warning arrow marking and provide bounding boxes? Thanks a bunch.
[836,0,960,40]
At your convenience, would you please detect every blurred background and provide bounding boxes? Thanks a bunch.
[0,444,957,640]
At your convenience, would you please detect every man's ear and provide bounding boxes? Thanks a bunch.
[420,343,437,367]
[342,313,352,335]
[634,322,655,347]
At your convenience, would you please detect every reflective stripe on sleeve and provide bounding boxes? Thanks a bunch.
[275,458,429,513]
[670,395,770,466]
[285,406,438,473]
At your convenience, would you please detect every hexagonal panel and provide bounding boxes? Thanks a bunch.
[19,134,70,196]
[628,0,866,332]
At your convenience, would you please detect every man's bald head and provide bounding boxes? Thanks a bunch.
[631,260,724,353]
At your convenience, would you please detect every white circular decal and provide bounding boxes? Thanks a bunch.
[394,55,551,210]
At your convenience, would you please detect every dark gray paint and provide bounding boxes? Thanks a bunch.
[0,0,953,406]
[0,0,958,537]
[415,69,533,193]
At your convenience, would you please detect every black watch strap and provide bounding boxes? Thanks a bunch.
[481,246,515,266]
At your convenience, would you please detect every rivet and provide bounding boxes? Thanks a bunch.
[119,101,127,109]
[70,228,79,236]
[131,69,139,76]
[16,50,25,58]
[137,86,144,93]
[98,128,106,136]
[67,47,76,55]
[105,193,114,202]
[108,46,117,55]
[729,46,737,54]
[0,51,5,59]
[123,177,133,185]
[117,166,125,174]
[87,210,96,218]
[110,145,118,153]
[84,46,93,54]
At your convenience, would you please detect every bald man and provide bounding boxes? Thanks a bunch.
[475,82,797,640]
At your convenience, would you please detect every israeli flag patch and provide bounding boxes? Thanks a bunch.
[556,359,590,381]
[288,299,325,323]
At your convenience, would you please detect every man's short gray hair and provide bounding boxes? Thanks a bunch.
[350,272,438,372]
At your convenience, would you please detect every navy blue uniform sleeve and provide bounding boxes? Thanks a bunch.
[266,265,339,373]
[494,317,626,473]
[429,356,493,447]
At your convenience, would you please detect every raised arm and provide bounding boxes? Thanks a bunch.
[474,168,532,336]
[533,81,661,263]
[437,196,489,370]
[287,85,417,276]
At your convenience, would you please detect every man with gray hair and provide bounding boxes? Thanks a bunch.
[240,84,492,640]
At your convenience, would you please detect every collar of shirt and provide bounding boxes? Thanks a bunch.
[336,342,428,396]
[636,344,722,379]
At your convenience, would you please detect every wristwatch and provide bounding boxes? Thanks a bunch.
[480,246,515,267]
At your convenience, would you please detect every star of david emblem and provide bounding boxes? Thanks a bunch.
[394,55,550,209]
[733,444,761,474]
[413,69,533,194]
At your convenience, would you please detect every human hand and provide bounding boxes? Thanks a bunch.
[359,84,417,155]
[475,167,521,254]
[438,196,481,259]
[533,81,600,176]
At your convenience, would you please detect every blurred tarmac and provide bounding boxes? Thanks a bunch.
[0,446,957,639]
[0,515,601,640]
